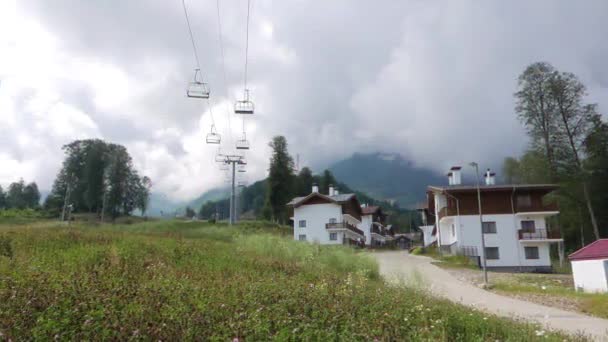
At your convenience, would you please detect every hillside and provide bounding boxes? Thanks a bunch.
[329,152,444,207]
[0,220,571,340]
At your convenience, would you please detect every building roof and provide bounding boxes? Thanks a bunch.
[361,205,380,215]
[569,239,608,261]
[428,184,559,193]
[286,192,356,206]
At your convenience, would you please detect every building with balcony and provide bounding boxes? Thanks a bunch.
[360,205,394,247]
[287,184,365,245]
[418,166,564,272]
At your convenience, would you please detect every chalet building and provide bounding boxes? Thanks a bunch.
[360,205,394,247]
[287,184,366,245]
[418,166,564,272]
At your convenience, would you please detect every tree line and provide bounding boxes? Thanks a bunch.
[505,61,608,248]
[197,136,420,230]
[44,139,151,219]
[0,179,41,210]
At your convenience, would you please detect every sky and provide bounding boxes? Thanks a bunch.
[1,0,607,201]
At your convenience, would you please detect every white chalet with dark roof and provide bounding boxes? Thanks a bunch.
[287,184,365,245]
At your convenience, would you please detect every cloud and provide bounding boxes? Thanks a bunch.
[1,0,608,200]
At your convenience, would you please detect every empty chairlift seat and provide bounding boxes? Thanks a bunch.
[234,89,254,114]
[206,125,221,144]
[236,133,250,150]
[187,69,210,99]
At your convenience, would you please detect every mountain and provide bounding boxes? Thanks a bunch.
[184,187,230,211]
[145,192,183,217]
[328,152,444,208]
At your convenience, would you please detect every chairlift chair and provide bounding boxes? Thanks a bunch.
[219,164,229,171]
[234,89,254,114]
[215,153,226,163]
[187,69,210,99]
[236,133,250,150]
[206,125,221,144]
[238,165,246,173]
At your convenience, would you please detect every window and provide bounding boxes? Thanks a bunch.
[329,232,338,241]
[329,218,337,224]
[298,220,307,228]
[525,246,539,259]
[485,247,499,260]
[482,221,497,234]
[517,194,532,208]
[451,224,455,237]
[520,220,535,233]
[298,234,306,241]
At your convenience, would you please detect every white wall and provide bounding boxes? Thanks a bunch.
[419,225,436,247]
[454,214,553,268]
[572,259,608,293]
[358,214,373,246]
[293,203,343,244]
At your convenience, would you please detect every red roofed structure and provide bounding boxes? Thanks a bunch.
[569,239,608,261]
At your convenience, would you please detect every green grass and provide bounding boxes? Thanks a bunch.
[492,274,608,319]
[0,220,582,341]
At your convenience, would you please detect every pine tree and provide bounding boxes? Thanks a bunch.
[265,136,294,223]
[0,185,6,209]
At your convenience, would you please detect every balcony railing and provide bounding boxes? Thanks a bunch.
[437,206,458,220]
[326,222,364,236]
[518,229,561,240]
[516,202,558,213]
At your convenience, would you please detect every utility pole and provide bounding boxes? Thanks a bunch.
[470,162,488,286]
[61,173,74,222]
[219,154,246,225]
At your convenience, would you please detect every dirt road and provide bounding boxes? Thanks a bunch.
[372,251,608,341]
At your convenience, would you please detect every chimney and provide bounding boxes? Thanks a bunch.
[334,188,339,195]
[329,184,334,196]
[450,166,462,185]
[485,169,496,185]
[447,172,453,185]
[312,183,319,193]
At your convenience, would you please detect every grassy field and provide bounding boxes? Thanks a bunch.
[0,220,582,341]
[491,273,608,319]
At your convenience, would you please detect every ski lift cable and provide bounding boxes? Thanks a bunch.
[181,0,217,129]
[243,0,251,90]
[214,0,234,145]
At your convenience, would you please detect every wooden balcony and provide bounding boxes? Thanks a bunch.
[518,229,561,240]
[516,202,558,213]
[326,222,364,236]
[437,206,458,220]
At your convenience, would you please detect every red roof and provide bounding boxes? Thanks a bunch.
[569,239,608,261]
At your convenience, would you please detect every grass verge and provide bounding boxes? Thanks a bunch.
[0,220,581,340]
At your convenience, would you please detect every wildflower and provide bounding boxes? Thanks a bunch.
[541,286,547,290]
[483,317,488,321]
[403,318,408,322]
[535,330,545,337]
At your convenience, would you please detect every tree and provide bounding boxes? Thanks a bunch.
[6,179,26,209]
[47,139,151,219]
[295,167,314,196]
[265,136,295,223]
[515,62,561,181]
[22,182,41,208]
[548,71,601,240]
[515,62,602,240]
[0,186,6,209]
[320,170,337,195]
[584,119,608,239]
[185,206,196,218]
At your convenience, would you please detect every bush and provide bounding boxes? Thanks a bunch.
[411,246,424,255]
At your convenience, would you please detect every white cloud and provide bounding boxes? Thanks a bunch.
[2,0,608,201]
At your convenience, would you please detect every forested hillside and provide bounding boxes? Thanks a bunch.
[329,152,444,207]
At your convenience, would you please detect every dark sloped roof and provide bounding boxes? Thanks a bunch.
[428,184,559,193]
[569,239,608,261]
[286,193,356,207]
[361,205,380,215]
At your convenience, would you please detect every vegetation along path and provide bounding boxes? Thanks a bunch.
[373,251,608,341]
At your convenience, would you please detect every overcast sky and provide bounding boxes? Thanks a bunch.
[1,1,607,201]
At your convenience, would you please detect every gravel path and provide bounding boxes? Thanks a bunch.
[372,251,608,341]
